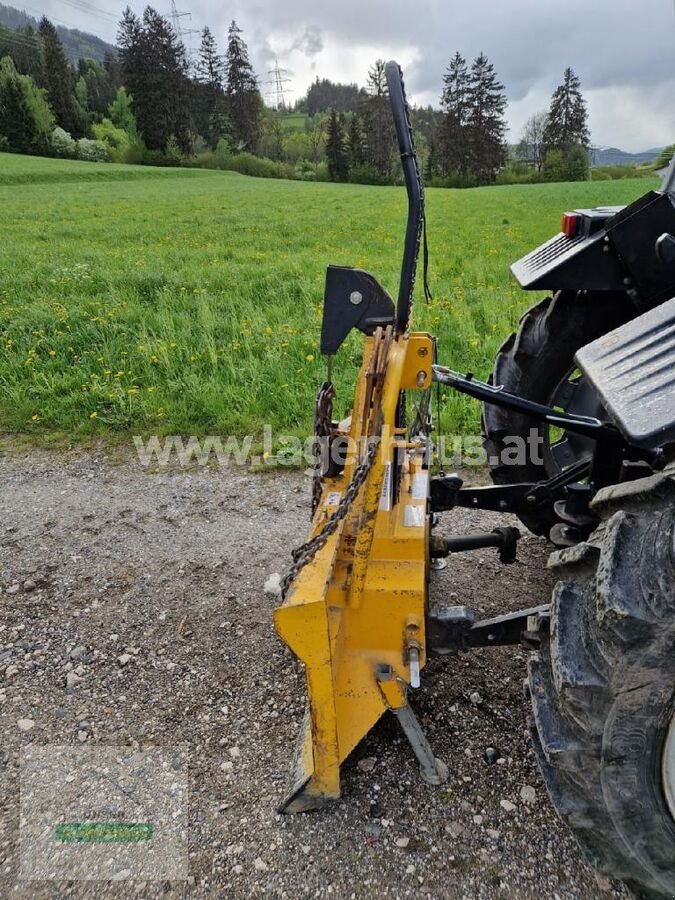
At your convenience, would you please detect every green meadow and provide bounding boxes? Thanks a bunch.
[0,153,656,441]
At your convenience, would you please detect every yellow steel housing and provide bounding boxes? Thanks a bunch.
[274,330,434,811]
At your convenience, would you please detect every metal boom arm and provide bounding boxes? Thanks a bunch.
[385,61,426,332]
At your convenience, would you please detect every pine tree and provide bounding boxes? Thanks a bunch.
[438,52,470,176]
[196,27,224,89]
[347,112,365,168]
[543,67,590,153]
[224,20,260,152]
[466,52,507,184]
[38,17,82,136]
[361,59,394,177]
[194,27,228,147]
[117,6,191,153]
[326,108,348,181]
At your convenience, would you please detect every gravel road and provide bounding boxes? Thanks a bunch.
[0,442,628,899]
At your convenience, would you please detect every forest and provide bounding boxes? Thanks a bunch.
[0,5,603,186]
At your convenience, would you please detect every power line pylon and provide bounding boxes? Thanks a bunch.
[168,0,199,45]
[266,59,293,111]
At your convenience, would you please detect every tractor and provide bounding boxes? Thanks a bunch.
[273,62,675,898]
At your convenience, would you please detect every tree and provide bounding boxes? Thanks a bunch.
[117,6,191,153]
[0,55,54,154]
[438,52,470,176]
[224,20,261,152]
[108,85,135,132]
[194,26,228,147]
[302,78,365,116]
[543,67,590,154]
[325,107,348,180]
[517,111,547,171]
[77,58,116,120]
[347,112,365,168]
[305,115,326,162]
[259,113,284,160]
[361,59,394,177]
[38,17,83,136]
[196,26,224,89]
[465,52,507,183]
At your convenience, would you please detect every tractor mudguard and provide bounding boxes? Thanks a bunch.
[511,210,626,293]
[512,189,675,307]
[575,295,675,449]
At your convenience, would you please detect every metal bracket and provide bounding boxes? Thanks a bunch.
[376,664,448,786]
[427,604,551,655]
[430,458,592,517]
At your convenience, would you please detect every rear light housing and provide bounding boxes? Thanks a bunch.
[561,212,581,238]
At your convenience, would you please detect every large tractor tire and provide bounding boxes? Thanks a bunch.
[482,290,633,535]
[529,471,675,898]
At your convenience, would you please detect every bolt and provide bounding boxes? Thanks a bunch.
[417,370,426,387]
[349,291,363,305]
[417,346,429,358]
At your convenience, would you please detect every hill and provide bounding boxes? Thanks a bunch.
[0,2,116,63]
[591,145,666,166]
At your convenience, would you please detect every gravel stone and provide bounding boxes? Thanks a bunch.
[520,784,537,805]
[0,445,631,899]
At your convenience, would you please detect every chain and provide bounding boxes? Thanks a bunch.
[280,437,380,599]
[311,382,336,517]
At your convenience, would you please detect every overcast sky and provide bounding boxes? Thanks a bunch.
[34,0,675,150]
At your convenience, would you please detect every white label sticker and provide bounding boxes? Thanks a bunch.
[403,505,425,528]
[379,462,392,511]
[326,492,341,506]
[411,472,428,501]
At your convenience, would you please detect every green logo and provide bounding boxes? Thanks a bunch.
[55,823,153,843]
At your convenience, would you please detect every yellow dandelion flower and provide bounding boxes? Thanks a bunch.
[31,414,40,422]
[89,411,98,419]
[147,386,156,393]
[115,371,124,378]
[306,354,315,363]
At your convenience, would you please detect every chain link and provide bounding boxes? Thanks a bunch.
[280,436,380,599]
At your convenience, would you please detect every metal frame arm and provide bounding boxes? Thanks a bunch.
[385,60,425,332]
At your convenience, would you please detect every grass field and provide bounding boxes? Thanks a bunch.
[0,153,657,442]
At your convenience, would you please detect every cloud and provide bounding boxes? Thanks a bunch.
[35,0,675,149]
[287,24,323,57]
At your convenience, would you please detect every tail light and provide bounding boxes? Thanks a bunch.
[561,212,581,238]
